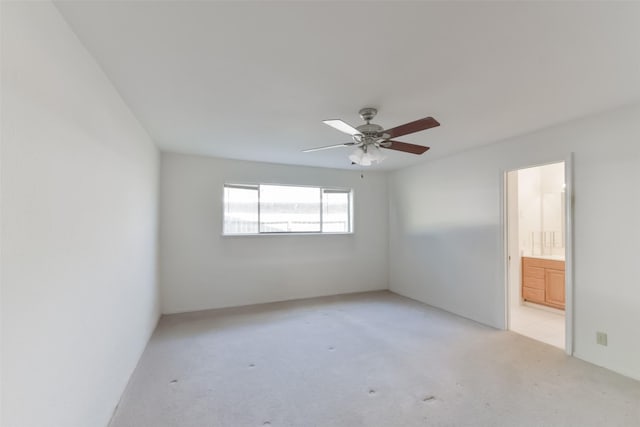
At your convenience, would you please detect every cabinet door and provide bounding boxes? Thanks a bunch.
[523,287,545,304]
[545,269,565,309]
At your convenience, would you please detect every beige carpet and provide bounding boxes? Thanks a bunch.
[110,291,639,427]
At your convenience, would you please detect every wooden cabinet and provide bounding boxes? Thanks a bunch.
[545,269,565,309]
[522,257,565,310]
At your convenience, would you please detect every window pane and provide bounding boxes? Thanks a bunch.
[259,185,321,232]
[223,185,258,234]
[322,190,350,232]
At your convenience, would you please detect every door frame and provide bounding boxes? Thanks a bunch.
[500,154,574,355]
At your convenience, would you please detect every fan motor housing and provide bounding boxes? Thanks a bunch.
[354,123,389,145]
[356,123,383,135]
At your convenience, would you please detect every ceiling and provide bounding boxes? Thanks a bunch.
[55,1,640,171]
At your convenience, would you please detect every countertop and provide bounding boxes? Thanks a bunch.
[522,255,565,261]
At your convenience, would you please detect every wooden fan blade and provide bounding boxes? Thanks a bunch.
[382,140,430,155]
[323,119,362,136]
[384,117,440,139]
[302,142,355,152]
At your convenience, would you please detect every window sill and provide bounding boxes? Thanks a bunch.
[221,232,354,237]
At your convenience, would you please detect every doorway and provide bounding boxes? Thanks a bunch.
[505,161,572,351]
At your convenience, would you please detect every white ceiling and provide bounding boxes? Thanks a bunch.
[55,1,640,170]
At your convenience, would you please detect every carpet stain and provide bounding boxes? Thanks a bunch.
[423,395,435,402]
[249,364,255,368]
[328,346,335,351]
[369,389,376,395]
[169,379,178,384]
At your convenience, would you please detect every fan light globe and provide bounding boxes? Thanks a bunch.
[348,148,364,164]
[368,145,386,163]
[349,145,385,166]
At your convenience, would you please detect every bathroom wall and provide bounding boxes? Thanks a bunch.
[517,162,565,257]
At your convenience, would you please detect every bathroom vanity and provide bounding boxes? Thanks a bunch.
[521,256,565,310]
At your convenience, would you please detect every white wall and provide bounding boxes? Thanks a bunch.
[160,152,388,314]
[389,103,640,380]
[1,3,159,427]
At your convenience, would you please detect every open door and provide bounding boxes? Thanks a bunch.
[504,159,573,354]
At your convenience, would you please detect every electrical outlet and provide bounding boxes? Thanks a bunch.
[596,331,608,346]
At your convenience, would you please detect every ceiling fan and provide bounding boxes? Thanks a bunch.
[303,108,440,166]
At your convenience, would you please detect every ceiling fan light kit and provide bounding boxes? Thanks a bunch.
[304,107,440,166]
[348,144,386,166]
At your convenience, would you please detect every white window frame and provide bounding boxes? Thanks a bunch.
[222,183,353,236]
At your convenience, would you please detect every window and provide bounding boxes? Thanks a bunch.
[223,184,352,235]
[223,184,259,234]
